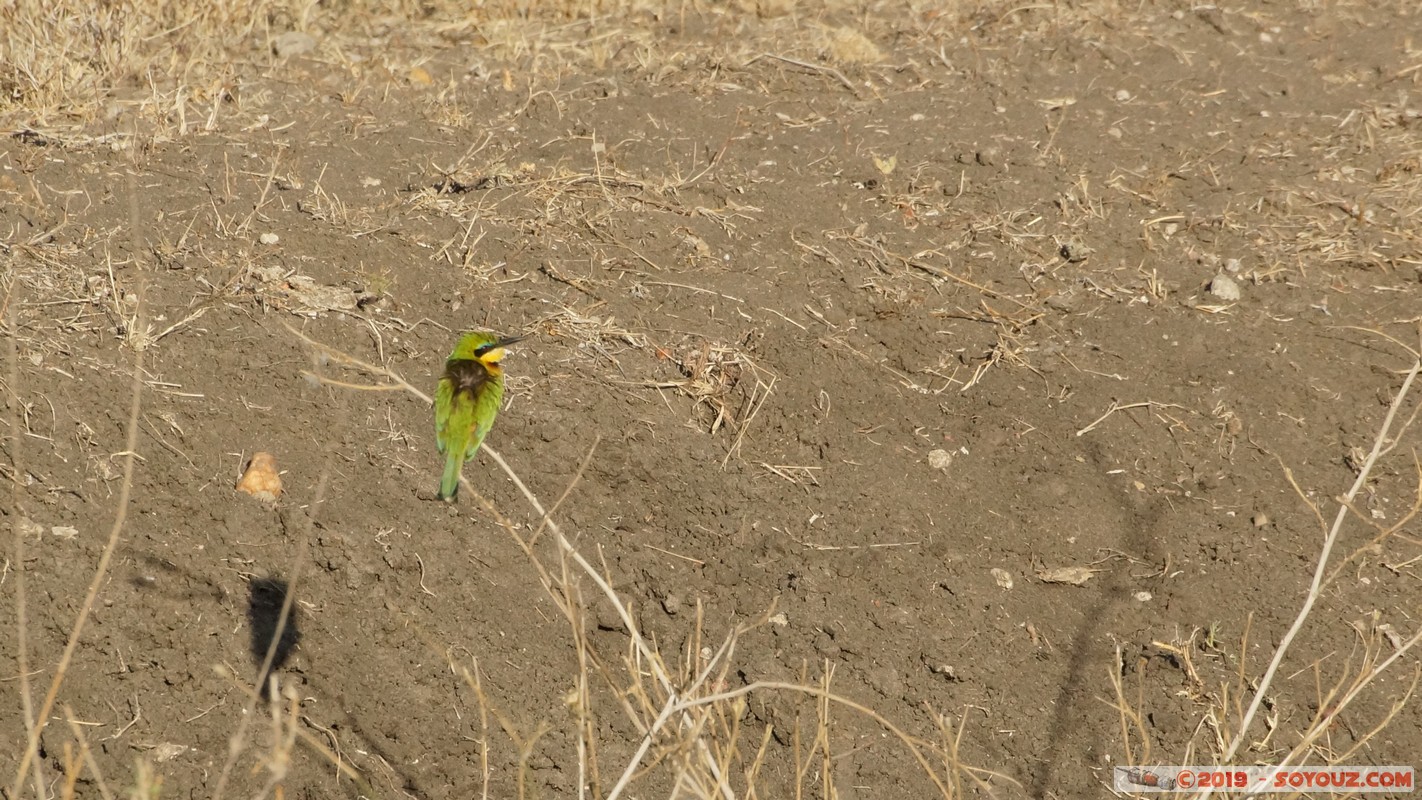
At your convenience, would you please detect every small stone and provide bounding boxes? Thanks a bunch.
[1114,89,1132,102]
[990,567,1014,590]
[928,449,953,471]
[1208,274,1241,301]
[1378,622,1403,650]
[1134,591,1153,602]
[1059,239,1094,263]
[1252,512,1270,528]
[259,232,280,245]
[661,594,681,616]
[925,661,960,681]
[1037,565,1099,586]
[1224,257,1243,274]
[150,742,189,762]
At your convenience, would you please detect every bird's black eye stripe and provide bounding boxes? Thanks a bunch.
[474,343,496,357]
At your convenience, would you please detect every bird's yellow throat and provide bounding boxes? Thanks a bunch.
[478,347,507,364]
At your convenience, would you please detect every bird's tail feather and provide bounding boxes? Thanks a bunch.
[438,448,462,500]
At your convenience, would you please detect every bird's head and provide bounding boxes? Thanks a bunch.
[454,331,527,367]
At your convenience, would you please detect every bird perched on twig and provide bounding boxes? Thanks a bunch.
[434,331,526,501]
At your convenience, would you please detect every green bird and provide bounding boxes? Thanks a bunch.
[434,331,526,501]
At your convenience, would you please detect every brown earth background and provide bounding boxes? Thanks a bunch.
[4,2,1422,798]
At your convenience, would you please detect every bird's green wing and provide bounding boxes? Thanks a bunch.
[440,389,478,500]
[462,376,506,461]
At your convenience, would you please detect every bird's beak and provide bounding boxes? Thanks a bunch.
[495,335,528,349]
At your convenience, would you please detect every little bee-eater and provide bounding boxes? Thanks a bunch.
[434,331,526,501]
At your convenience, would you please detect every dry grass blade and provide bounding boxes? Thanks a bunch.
[212,665,374,794]
[61,705,116,800]
[1281,620,1422,765]
[1106,645,1155,771]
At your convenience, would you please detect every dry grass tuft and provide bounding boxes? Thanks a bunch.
[0,0,260,135]
[540,305,649,362]
[2,0,908,140]
[661,336,775,442]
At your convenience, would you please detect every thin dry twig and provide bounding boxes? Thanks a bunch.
[1076,400,1188,437]
[745,52,856,93]
[62,706,116,800]
[1278,622,1422,769]
[213,664,374,792]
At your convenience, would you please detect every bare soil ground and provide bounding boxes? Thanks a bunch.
[4,2,1422,798]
